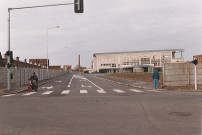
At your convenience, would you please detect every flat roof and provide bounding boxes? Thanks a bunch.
[93,49,184,57]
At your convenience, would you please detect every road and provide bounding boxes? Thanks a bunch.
[0,72,201,135]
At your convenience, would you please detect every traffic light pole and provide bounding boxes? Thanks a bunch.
[194,64,197,90]
[7,9,11,90]
[7,1,83,90]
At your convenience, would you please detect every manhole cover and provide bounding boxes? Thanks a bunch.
[169,112,192,117]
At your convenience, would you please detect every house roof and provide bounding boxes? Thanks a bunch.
[93,49,184,57]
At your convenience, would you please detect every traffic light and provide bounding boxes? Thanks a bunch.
[10,73,13,79]
[74,0,84,13]
[192,59,198,65]
[7,63,12,69]
[5,51,13,63]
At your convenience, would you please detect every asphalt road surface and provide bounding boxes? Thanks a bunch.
[0,72,201,135]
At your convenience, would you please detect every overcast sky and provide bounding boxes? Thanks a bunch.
[0,0,201,68]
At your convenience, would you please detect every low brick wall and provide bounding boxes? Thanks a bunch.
[163,63,202,86]
[0,67,66,88]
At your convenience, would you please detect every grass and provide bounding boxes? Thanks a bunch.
[105,72,163,84]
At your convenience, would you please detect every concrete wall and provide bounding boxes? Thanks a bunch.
[163,63,202,86]
[0,67,66,88]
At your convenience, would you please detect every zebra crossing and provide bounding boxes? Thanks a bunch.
[1,88,162,98]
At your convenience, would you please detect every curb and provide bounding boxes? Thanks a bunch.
[94,76,153,90]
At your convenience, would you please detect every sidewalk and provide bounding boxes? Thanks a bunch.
[94,74,202,92]
[0,78,57,96]
[94,74,154,90]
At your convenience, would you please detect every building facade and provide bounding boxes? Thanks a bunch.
[29,59,49,68]
[193,55,202,63]
[92,49,184,73]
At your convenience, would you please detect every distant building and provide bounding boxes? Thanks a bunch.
[29,59,49,68]
[193,55,202,63]
[92,49,185,73]
[49,66,61,70]
[1,55,41,68]
[63,65,72,71]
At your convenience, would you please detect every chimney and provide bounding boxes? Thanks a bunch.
[16,57,20,61]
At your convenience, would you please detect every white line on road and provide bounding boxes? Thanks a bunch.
[41,86,53,89]
[22,92,36,96]
[67,85,70,88]
[42,91,53,95]
[147,89,161,92]
[113,89,125,93]
[85,78,104,91]
[82,85,92,88]
[129,89,144,93]
[97,90,107,93]
[55,81,62,82]
[2,94,16,97]
[61,90,70,95]
[80,90,88,94]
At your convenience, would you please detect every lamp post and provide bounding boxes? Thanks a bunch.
[46,26,60,79]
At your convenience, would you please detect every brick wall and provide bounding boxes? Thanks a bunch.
[0,67,66,88]
[163,63,202,86]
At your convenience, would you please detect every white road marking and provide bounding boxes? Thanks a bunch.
[61,90,70,95]
[42,91,53,95]
[82,85,92,88]
[2,94,16,97]
[113,89,125,93]
[129,89,144,93]
[55,81,62,82]
[67,85,70,88]
[41,86,53,89]
[84,78,104,91]
[97,90,107,93]
[22,92,36,96]
[80,90,88,94]
[147,89,161,92]
[47,86,53,89]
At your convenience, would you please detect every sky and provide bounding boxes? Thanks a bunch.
[0,0,202,68]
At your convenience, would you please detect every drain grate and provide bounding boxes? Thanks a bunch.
[169,112,192,117]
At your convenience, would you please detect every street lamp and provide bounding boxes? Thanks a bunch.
[47,26,60,79]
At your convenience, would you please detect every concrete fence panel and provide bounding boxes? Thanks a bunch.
[163,63,202,86]
[0,67,66,88]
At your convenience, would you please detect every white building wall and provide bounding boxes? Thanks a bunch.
[93,50,184,72]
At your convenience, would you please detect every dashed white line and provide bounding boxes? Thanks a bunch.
[67,85,70,88]
[80,90,88,94]
[22,92,36,96]
[147,89,161,92]
[42,91,53,95]
[129,89,144,93]
[61,90,70,95]
[97,90,107,93]
[113,89,125,93]
[2,94,16,97]
[82,85,92,88]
